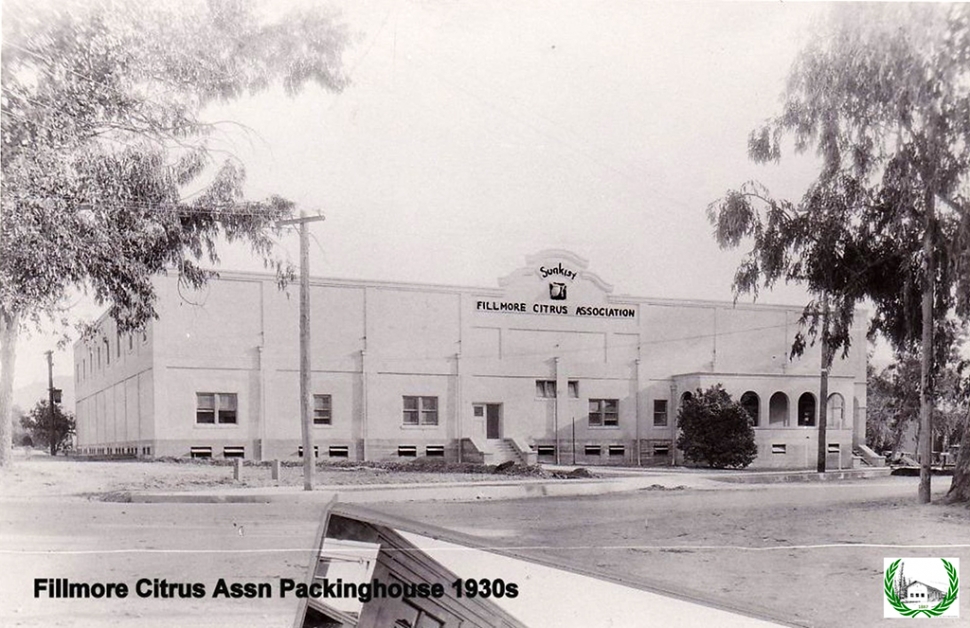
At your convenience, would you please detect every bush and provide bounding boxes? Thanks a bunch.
[676,385,757,469]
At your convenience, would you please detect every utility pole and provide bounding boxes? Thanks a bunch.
[278,210,325,491]
[816,294,832,473]
[45,350,55,456]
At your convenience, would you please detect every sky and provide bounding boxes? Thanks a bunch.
[15,0,859,395]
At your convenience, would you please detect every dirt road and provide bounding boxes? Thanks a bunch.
[373,478,969,627]
[2,457,967,627]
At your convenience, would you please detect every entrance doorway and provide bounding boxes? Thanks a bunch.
[474,403,502,439]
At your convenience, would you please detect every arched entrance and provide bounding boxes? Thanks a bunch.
[769,392,788,427]
[740,391,759,427]
[798,392,816,427]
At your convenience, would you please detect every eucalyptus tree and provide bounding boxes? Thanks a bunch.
[707,4,970,501]
[0,0,350,467]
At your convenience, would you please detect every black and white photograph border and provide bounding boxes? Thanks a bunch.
[2,1,970,627]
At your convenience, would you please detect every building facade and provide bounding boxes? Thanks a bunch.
[74,250,868,469]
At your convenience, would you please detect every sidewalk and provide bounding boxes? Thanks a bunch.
[128,465,892,504]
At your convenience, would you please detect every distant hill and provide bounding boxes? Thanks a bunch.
[13,376,76,413]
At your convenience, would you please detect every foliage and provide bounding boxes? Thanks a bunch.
[866,353,968,456]
[0,0,351,466]
[866,362,919,455]
[708,4,970,361]
[20,399,75,455]
[676,385,757,469]
[707,4,970,499]
[9,405,30,447]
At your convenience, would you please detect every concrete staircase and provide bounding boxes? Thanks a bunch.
[461,438,538,465]
[852,444,887,467]
[485,439,525,465]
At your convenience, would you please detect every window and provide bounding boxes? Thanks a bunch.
[328,446,349,458]
[398,445,417,457]
[313,394,332,425]
[653,400,668,427]
[827,442,840,454]
[608,444,625,456]
[403,396,438,426]
[535,380,578,398]
[425,445,445,457]
[104,338,110,365]
[827,393,845,430]
[116,331,121,358]
[653,443,670,457]
[535,380,556,398]
[589,399,619,427]
[584,444,602,456]
[196,394,215,423]
[771,443,787,454]
[537,445,556,457]
[128,334,133,351]
[196,393,237,424]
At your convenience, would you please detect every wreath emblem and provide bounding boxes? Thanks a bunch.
[884,558,959,618]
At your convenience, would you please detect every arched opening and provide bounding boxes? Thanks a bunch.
[740,391,759,427]
[769,392,789,427]
[827,393,845,430]
[681,391,693,405]
[798,392,816,427]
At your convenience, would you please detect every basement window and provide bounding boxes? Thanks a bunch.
[298,445,319,458]
[828,443,840,454]
[536,445,555,457]
[653,443,670,457]
[608,445,625,456]
[584,445,602,456]
[223,447,245,459]
[426,445,445,457]
[398,445,417,458]
[190,446,212,459]
[328,446,349,458]
[771,444,787,455]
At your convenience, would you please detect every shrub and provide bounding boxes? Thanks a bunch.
[676,385,757,469]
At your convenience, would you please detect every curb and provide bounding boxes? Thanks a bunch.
[712,467,893,484]
[126,475,687,504]
[124,467,892,504]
